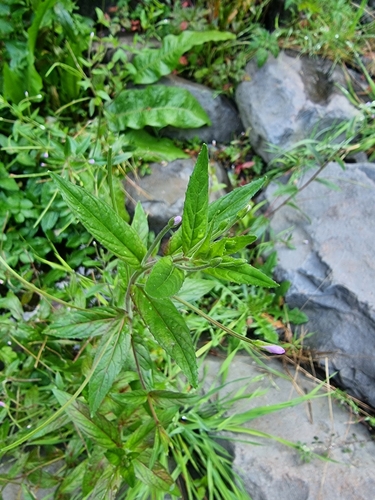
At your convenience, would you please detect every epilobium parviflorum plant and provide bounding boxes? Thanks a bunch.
[1,145,300,498]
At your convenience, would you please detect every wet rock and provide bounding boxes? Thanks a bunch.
[265,161,375,406]
[125,157,228,233]
[160,75,244,144]
[235,51,360,162]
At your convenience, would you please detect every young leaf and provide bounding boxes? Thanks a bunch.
[89,323,131,415]
[203,257,278,288]
[182,144,209,255]
[223,234,258,255]
[131,201,149,247]
[53,389,121,449]
[132,30,236,84]
[50,173,146,268]
[106,86,210,131]
[145,256,185,298]
[44,307,123,339]
[132,287,198,387]
[208,177,266,235]
[167,178,265,256]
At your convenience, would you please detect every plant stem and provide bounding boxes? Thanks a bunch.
[107,147,117,214]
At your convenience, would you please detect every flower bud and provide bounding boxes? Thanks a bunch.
[261,345,285,355]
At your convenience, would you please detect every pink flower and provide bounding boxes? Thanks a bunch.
[173,216,182,226]
[261,345,285,355]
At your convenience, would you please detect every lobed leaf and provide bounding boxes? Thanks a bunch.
[105,86,210,131]
[50,173,146,268]
[132,287,197,387]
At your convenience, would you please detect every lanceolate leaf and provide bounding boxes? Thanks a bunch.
[182,144,209,255]
[208,177,266,235]
[203,257,278,288]
[145,256,184,298]
[50,173,146,268]
[53,389,121,449]
[166,177,265,256]
[89,323,130,415]
[106,86,210,131]
[44,307,123,339]
[133,459,180,495]
[132,30,236,84]
[131,201,149,247]
[132,287,197,387]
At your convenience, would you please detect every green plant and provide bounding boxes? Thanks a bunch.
[0,145,310,497]
[280,0,375,67]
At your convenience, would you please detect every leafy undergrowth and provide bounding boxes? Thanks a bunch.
[1,0,375,498]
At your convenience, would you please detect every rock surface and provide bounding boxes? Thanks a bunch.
[235,51,360,162]
[160,75,244,144]
[265,161,375,406]
[125,157,228,233]
[203,354,375,500]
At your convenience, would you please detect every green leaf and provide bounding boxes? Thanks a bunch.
[3,62,42,103]
[44,307,123,339]
[314,177,341,191]
[208,177,266,235]
[132,287,197,387]
[173,277,215,305]
[0,291,23,320]
[106,86,210,131]
[222,234,258,255]
[167,178,265,256]
[28,0,58,55]
[125,129,189,161]
[145,256,185,298]
[203,257,278,288]
[133,459,180,495]
[111,389,148,407]
[182,144,209,254]
[149,390,197,407]
[50,173,146,268]
[0,165,19,191]
[132,30,236,84]
[89,324,130,415]
[53,389,121,449]
[131,202,149,247]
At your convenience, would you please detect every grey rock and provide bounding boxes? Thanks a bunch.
[235,51,360,162]
[203,355,375,500]
[160,75,244,144]
[125,157,228,233]
[265,161,375,405]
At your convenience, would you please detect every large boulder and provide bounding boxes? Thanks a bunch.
[203,354,375,500]
[160,75,244,144]
[235,51,360,162]
[265,161,375,405]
